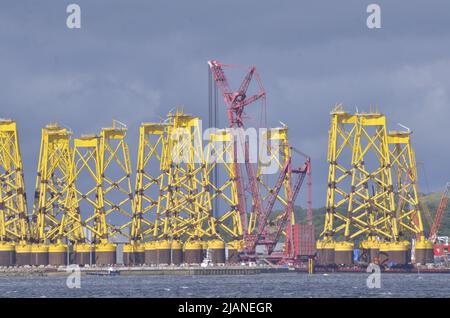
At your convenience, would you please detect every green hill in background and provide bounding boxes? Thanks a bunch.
[418,191,450,237]
[286,191,450,240]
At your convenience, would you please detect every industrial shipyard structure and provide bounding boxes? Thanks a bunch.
[0,60,313,268]
[0,60,447,270]
[317,106,442,268]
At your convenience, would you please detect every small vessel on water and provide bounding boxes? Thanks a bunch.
[86,267,120,276]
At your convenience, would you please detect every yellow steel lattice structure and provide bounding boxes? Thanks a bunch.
[0,120,29,243]
[31,124,73,244]
[323,107,397,241]
[131,122,167,244]
[388,131,425,240]
[99,121,134,239]
[154,110,213,241]
[204,129,242,242]
[61,169,85,244]
[71,135,107,244]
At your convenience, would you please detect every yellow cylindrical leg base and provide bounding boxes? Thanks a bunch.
[95,243,116,265]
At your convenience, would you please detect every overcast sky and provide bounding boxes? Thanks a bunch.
[1,0,449,209]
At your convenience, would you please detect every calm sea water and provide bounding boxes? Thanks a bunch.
[0,273,448,298]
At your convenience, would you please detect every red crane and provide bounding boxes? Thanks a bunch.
[429,182,450,242]
[208,60,265,253]
[272,159,309,256]
[208,60,313,260]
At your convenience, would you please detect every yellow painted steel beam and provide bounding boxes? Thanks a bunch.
[70,135,108,244]
[154,109,213,242]
[131,122,167,243]
[31,124,73,244]
[388,131,425,240]
[99,120,134,241]
[0,119,29,243]
[204,129,242,242]
[322,107,398,242]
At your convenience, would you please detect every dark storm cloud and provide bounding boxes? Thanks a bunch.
[0,0,449,208]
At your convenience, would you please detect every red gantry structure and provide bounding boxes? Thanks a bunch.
[429,182,450,243]
[208,60,314,263]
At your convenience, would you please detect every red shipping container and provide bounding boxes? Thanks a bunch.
[293,224,316,257]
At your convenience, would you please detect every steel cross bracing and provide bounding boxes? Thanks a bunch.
[204,129,243,242]
[3,59,313,264]
[153,110,213,242]
[0,120,29,243]
[208,60,311,259]
[322,106,428,245]
[31,124,72,244]
[387,131,425,240]
[70,135,108,244]
[323,107,397,241]
[99,121,134,241]
[131,123,167,243]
